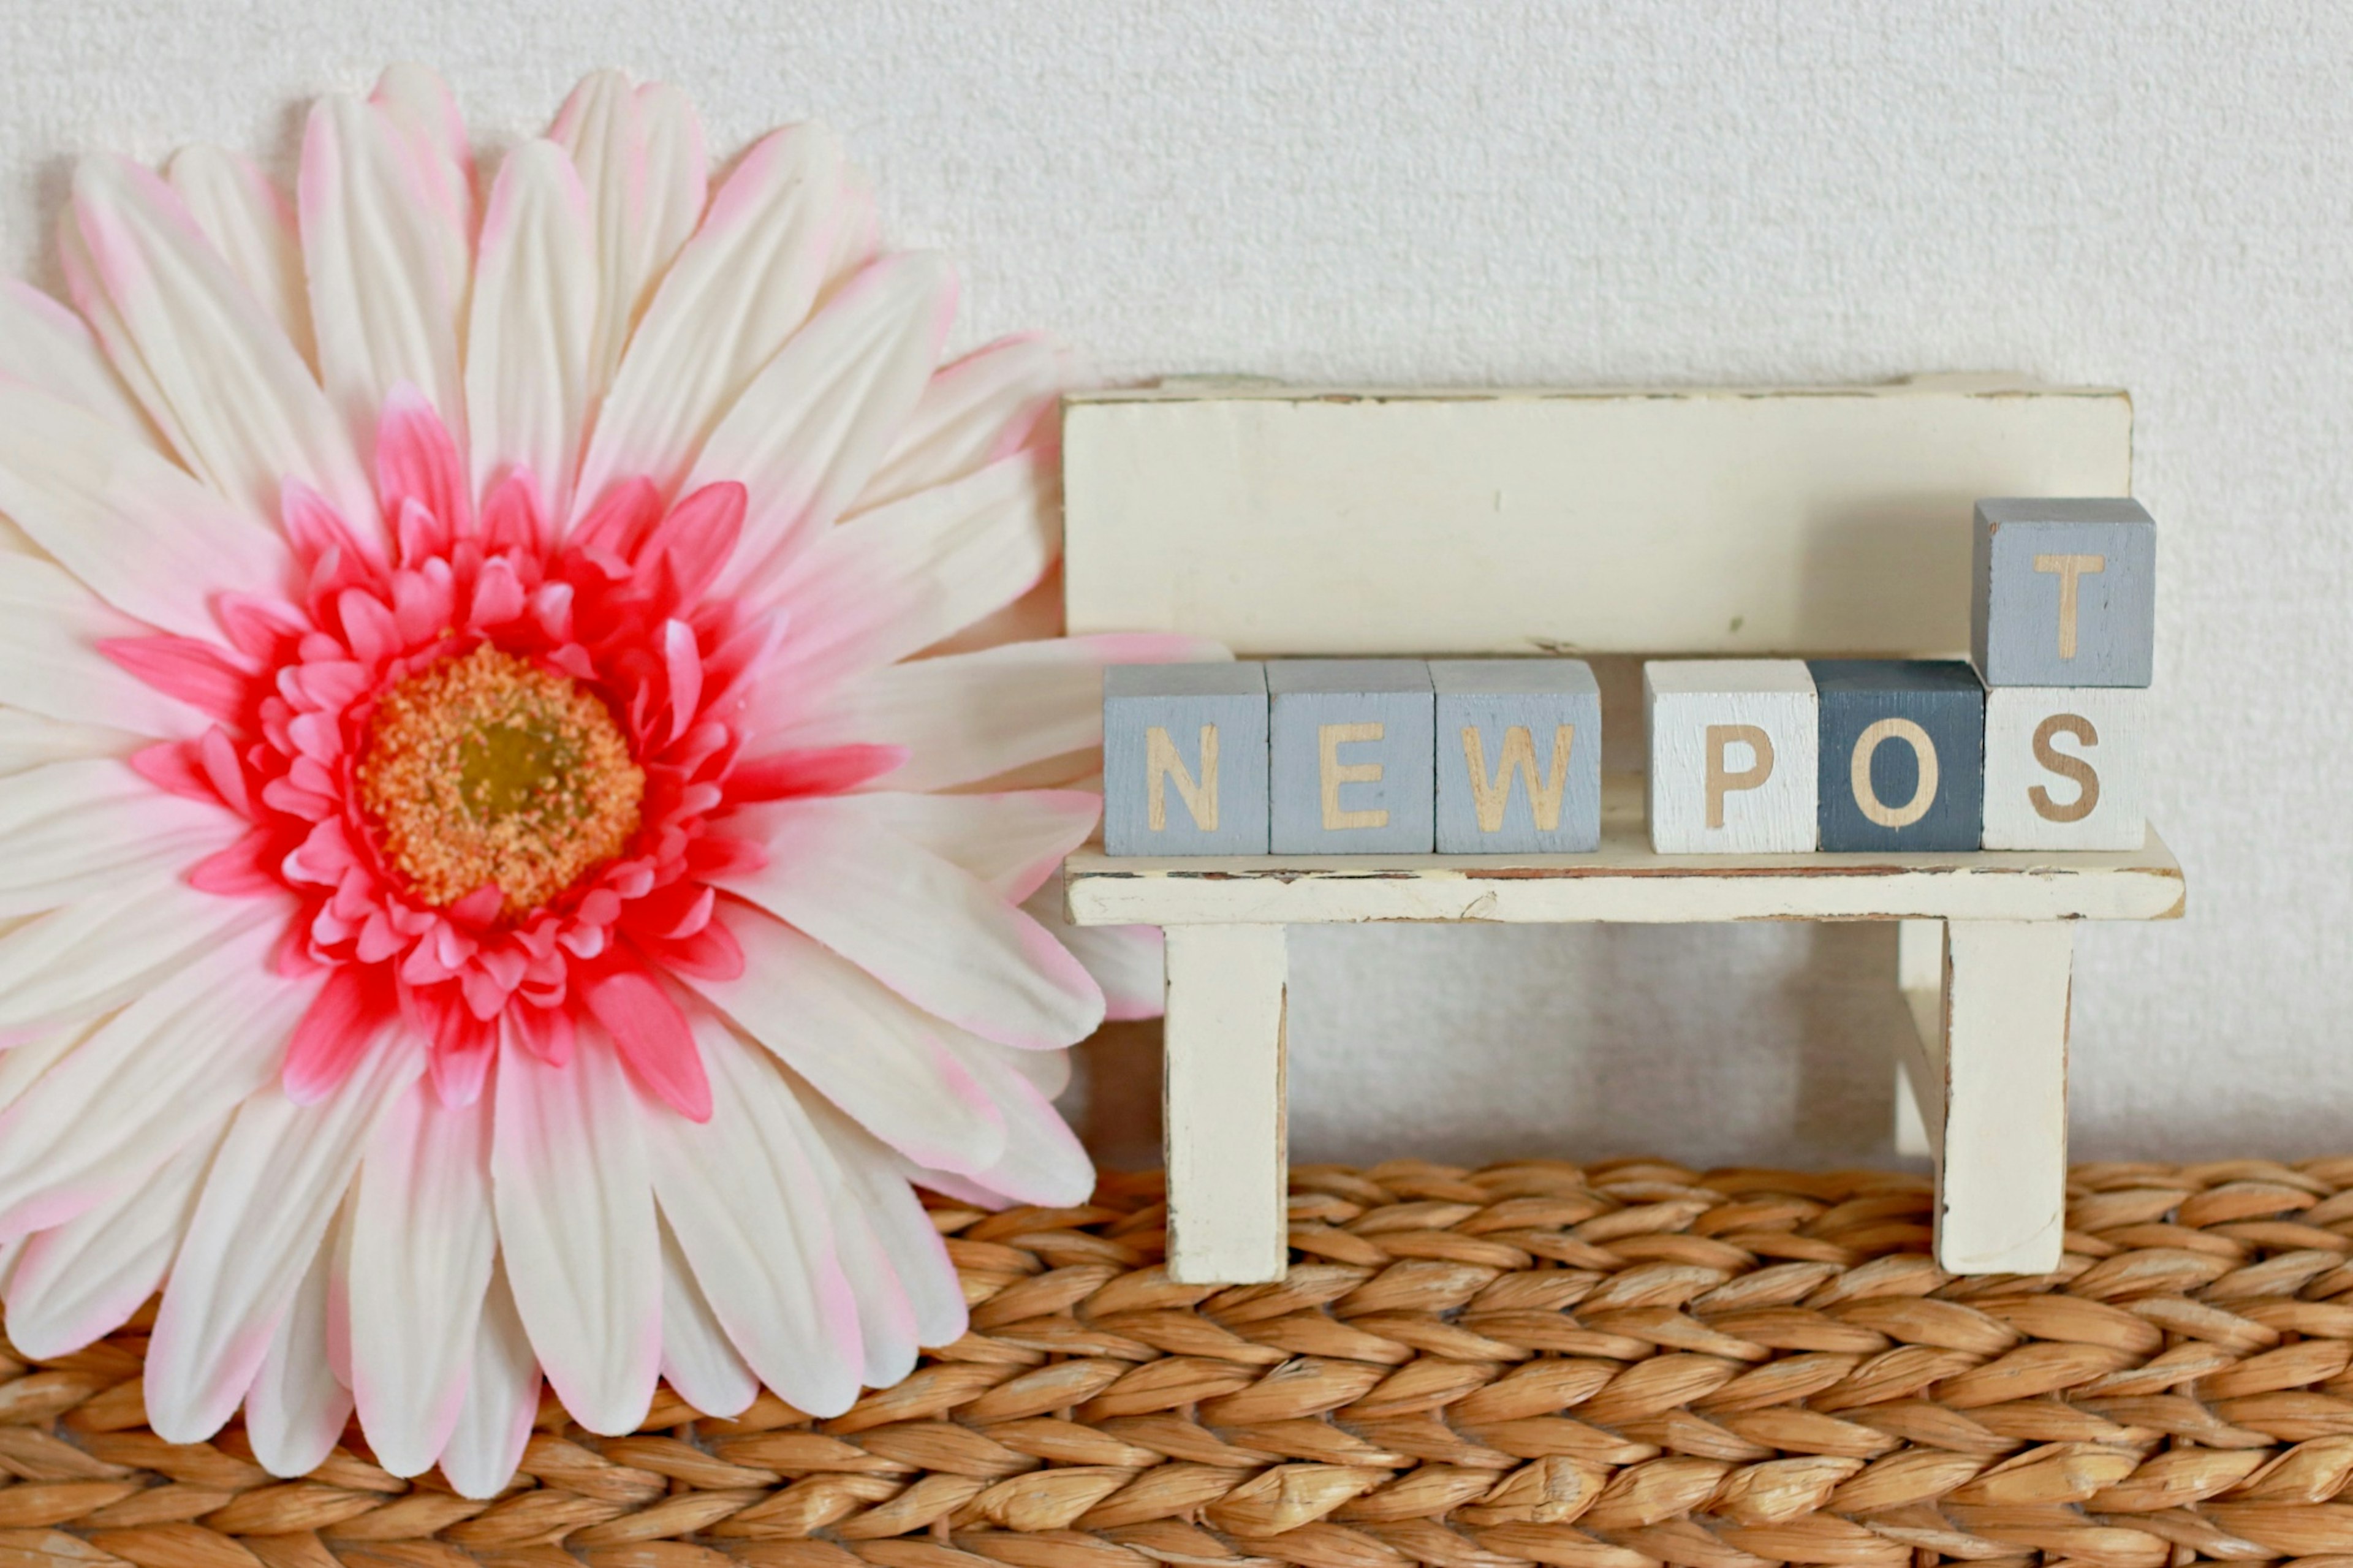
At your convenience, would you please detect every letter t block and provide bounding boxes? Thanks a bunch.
[1102,663,1268,855]
[1431,659,1602,853]
[1972,498,2156,687]
[1268,660,1434,853]
[1645,660,1819,854]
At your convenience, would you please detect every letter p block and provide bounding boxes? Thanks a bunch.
[1103,663,1269,855]
[1645,660,1819,853]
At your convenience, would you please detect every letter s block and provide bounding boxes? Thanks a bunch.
[1809,659,1985,852]
[1645,660,1819,854]
[1103,663,1268,855]
[1268,660,1434,853]
[1981,686,2146,850]
[1431,659,1602,854]
[1972,498,2156,687]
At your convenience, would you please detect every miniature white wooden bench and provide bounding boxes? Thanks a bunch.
[1057,376,2185,1285]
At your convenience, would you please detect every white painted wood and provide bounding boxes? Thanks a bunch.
[1063,376,2132,657]
[1063,777,2185,926]
[1162,924,1289,1284]
[1645,660,1820,853]
[1982,686,2148,851]
[1892,918,1944,1159]
[1935,920,2075,1274]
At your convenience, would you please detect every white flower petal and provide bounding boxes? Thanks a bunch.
[349,1077,495,1478]
[0,865,269,1038]
[756,452,1058,703]
[0,381,290,637]
[572,123,843,520]
[656,1218,757,1419]
[686,910,1006,1178]
[696,251,955,594]
[923,1031,1097,1209]
[550,72,707,397]
[491,1028,658,1436]
[793,635,1223,793]
[300,94,468,461]
[718,796,1104,1051]
[0,1021,86,1113]
[0,920,295,1240]
[0,708,141,776]
[243,1227,355,1477]
[464,140,595,523]
[0,279,157,437]
[368,64,478,290]
[0,757,241,918]
[643,1011,860,1417]
[167,146,314,369]
[829,790,1098,903]
[0,559,203,738]
[66,153,373,532]
[439,1260,539,1501]
[1022,888,1165,1024]
[5,1126,218,1360]
[854,334,1069,513]
[145,1033,416,1442]
[803,1098,968,1350]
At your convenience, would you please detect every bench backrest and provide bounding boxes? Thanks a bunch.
[1062,376,2131,659]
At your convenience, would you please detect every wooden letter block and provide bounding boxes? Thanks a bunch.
[1103,663,1268,855]
[1645,660,1818,854]
[1268,660,1434,854]
[1430,659,1602,854]
[1972,498,2156,687]
[1981,686,2147,850]
[1809,659,1985,852]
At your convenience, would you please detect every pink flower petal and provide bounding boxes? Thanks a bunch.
[585,966,710,1122]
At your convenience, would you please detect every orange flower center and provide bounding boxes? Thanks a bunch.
[358,645,645,918]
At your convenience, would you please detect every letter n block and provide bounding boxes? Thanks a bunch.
[1430,659,1601,853]
[1809,659,1985,852]
[1102,663,1268,855]
[1972,498,2156,687]
[1645,660,1818,854]
[1268,660,1434,853]
[1982,687,2146,850]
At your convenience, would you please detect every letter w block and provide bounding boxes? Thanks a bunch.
[1104,664,1269,855]
[1431,660,1603,854]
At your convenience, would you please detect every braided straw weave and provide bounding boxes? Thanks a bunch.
[13,1157,2353,1568]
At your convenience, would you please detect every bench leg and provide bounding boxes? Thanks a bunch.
[1892,920,1942,1159]
[1162,924,1289,1284]
[1931,920,2074,1274]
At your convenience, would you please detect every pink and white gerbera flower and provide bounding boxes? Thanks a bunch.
[0,66,1207,1494]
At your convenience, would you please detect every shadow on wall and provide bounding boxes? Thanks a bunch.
[1069,922,1919,1173]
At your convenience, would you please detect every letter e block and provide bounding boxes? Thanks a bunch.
[1268,660,1434,854]
[1809,659,1985,852]
[1982,687,2146,850]
[1972,498,2156,687]
[1645,660,1818,854]
[1103,663,1268,855]
[1430,659,1601,854]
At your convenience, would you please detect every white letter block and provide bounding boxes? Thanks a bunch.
[1645,660,1819,854]
[1982,686,2146,850]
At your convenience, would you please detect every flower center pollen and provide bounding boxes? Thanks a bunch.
[359,645,645,918]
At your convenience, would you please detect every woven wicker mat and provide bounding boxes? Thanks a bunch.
[12,1157,2353,1568]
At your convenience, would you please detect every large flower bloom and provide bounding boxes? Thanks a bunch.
[0,67,1204,1494]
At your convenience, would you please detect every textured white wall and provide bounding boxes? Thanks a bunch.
[2,1,2344,1168]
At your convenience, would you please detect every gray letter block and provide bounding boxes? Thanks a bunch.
[1268,660,1434,854]
[1972,498,2156,687]
[1809,659,1985,852]
[1103,663,1268,855]
[1430,659,1602,854]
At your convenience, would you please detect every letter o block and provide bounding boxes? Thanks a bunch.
[1644,660,1819,854]
[1809,659,1985,852]
[1982,686,2146,850]
[1103,663,1268,855]
[1268,660,1434,853]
